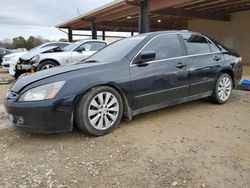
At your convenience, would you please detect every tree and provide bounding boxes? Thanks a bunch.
[11,36,44,50]
[26,36,43,49]
[12,36,27,49]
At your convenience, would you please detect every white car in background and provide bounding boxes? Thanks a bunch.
[30,40,108,71]
[8,42,70,78]
[1,51,27,75]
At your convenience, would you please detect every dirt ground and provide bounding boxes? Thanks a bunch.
[0,67,250,188]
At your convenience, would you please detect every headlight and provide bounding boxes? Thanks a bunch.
[19,81,65,102]
[4,56,15,61]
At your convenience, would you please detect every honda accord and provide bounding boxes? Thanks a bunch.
[4,31,242,136]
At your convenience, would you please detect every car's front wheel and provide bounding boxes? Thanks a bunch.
[75,86,123,136]
[210,73,233,104]
[37,60,58,71]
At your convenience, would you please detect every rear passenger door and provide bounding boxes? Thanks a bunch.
[180,34,223,96]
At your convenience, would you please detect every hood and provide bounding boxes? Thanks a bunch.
[4,52,26,58]
[20,46,60,61]
[10,62,104,93]
[39,51,71,58]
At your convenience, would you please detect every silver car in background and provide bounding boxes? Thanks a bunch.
[30,40,108,71]
[11,42,70,78]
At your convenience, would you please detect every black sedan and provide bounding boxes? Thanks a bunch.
[4,31,242,136]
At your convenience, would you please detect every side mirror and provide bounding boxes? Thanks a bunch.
[138,51,156,64]
[76,47,85,53]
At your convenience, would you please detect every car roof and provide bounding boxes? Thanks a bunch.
[76,39,108,43]
[141,30,202,37]
[42,41,70,45]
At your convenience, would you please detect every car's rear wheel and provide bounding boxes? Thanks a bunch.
[75,86,123,136]
[210,73,233,104]
[37,60,58,71]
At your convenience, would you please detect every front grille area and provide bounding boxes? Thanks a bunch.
[3,64,10,68]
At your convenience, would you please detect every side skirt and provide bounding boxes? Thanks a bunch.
[131,91,212,117]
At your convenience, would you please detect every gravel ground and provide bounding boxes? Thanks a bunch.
[0,67,250,188]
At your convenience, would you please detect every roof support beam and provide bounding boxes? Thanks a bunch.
[68,28,73,42]
[139,0,150,33]
[91,20,97,39]
[102,30,105,40]
[154,8,231,21]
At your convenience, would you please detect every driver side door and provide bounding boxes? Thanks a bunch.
[129,34,189,110]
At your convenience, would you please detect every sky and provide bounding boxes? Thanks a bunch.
[0,0,114,41]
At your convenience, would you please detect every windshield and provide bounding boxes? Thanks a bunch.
[63,41,81,51]
[86,36,146,62]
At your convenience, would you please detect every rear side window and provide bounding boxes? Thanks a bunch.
[142,34,183,60]
[181,34,211,55]
[42,43,58,48]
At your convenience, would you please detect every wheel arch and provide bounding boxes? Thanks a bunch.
[73,83,133,121]
[39,59,61,66]
[219,68,235,88]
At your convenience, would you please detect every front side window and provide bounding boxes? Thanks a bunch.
[76,42,107,52]
[181,34,211,55]
[142,34,183,60]
[63,41,82,51]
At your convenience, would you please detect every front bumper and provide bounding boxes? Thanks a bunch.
[2,62,10,70]
[16,63,33,71]
[4,93,76,133]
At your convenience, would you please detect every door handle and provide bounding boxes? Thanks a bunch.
[213,56,221,61]
[176,62,187,69]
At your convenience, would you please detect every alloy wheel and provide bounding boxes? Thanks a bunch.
[88,92,119,130]
[218,76,232,102]
[42,64,55,70]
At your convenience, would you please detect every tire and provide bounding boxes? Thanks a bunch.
[209,73,233,104]
[75,86,123,136]
[37,60,58,71]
